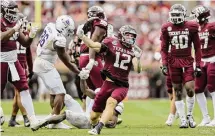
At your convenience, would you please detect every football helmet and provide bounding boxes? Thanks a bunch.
[191,5,210,24]
[1,0,19,23]
[169,4,186,24]
[87,6,106,20]
[55,15,75,37]
[118,25,137,48]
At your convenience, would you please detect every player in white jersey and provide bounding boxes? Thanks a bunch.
[32,79,124,130]
[32,15,89,130]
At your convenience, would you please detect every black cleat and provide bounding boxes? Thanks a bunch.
[8,120,21,127]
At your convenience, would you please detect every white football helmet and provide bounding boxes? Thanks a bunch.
[55,15,75,37]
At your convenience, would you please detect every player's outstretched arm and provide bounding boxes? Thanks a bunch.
[55,46,80,74]
[76,27,102,52]
[80,79,96,99]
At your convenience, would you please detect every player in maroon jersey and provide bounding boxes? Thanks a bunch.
[77,25,143,135]
[8,17,33,127]
[191,5,215,126]
[160,4,202,128]
[0,0,40,130]
[79,6,107,92]
[8,18,32,127]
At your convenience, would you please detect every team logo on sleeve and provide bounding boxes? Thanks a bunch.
[167,26,172,31]
[112,40,117,45]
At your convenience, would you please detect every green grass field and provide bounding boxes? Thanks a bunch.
[1,99,215,136]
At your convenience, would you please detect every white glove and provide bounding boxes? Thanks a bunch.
[13,19,23,32]
[78,68,90,80]
[29,23,39,38]
[132,44,142,59]
[76,26,84,39]
[85,59,95,71]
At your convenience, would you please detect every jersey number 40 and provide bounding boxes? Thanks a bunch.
[171,35,188,49]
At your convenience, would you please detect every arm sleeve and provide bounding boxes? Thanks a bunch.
[160,25,169,66]
[192,31,202,67]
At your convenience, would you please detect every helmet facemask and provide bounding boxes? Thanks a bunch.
[4,7,19,23]
[169,11,185,24]
[119,25,137,48]
[169,4,186,25]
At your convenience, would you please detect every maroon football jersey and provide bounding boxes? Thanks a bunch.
[199,22,215,58]
[1,18,18,52]
[100,37,135,85]
[80,18,108,53]
[160,21,202,67]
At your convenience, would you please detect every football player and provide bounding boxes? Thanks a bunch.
[76,25,142,135]
[191,5,215,126]
[28,79,124,130]
[160,4,202,128]
[32,15,89,130]
[78,5,107,96]
[8,15,31,127]
[1,0,40,130]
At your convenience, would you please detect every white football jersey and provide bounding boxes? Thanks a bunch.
[36,23,67,63]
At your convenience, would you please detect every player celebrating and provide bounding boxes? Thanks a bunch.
[32,15,89,130]
[8,16,32,127]
[191,5,215,126]
[1,0,40,130]
[76,25,142,135]
[160,4,202,128]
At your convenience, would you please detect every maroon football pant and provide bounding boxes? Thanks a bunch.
[195,62,215,93]
[169,64,194,84]
[1,61,29,92]
[92,80,128,113]
[79,55,103,90]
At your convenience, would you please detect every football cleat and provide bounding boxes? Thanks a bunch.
[88,128,99,135]
[165,115,175,126]
[47,122,71,129]
[206,119,215,127]
[187,115,196,128]
[0,128,4,132]
[8,120,21,127]
[198,115,211,127]
[31,119,48,131]
[179,120,188,128]
[117,118,123,125]
[24,118,30,127]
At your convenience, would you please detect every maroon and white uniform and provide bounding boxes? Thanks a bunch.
[195,22,215,93]
[0,18,28,91]
[92,37,135,112]
[160,21,202,84]
[79,18,108,90]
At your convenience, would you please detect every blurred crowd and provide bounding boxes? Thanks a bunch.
[2,1,215,100]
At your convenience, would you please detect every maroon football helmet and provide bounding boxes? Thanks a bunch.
[1,0,19,23]
[191,5,210,25]
[118,25,137,48]
[87,6,106,20]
